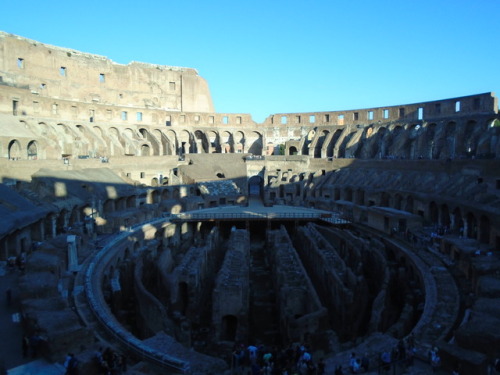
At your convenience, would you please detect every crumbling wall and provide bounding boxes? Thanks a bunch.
[268,226,328,343]
[169,227,222,323]
[212,228,250,342]
[295,223,369,340]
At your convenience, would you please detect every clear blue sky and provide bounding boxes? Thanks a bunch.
[2,0,499,123]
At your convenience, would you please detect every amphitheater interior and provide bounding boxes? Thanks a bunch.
[1,31,500,375]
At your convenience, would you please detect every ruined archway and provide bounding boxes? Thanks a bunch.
[27,140,38,160]
[8,139,22,160]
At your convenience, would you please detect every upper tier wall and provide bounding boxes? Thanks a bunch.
[265,92,498,127]
[0,32,214,113]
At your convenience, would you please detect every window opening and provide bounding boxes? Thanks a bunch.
[60,67,66,76]
[309,115,315,123]
[12,100,18,116]
[324,114,330,122]
[418,107,423,120]
[99,73,105,83]
[122,111,128,121]
[367,111,374,121]
[353,112,359,121]
[435,103,441,114]
[223,116,228,124]
[383,109,389,119]
[455,101,461,112]
[399,108,405,118]
[137,112,143,121]
[17,58,24,68]
[281,116,287,124]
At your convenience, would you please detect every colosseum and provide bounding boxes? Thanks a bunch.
[0,31,499,375]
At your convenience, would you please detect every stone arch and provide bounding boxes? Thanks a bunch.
[27,140,38,160]
[452,207,463,233]
[408,124,423,159]
[425,123,438,159]
[8,139,22,160]
[331,129,343,157]
[461,120,479,158]
[466,212,477,239]
[161,189,171,200]
[314,130,329,158]
[208,131,221,153]
[69,205,79,226]
[303,129,315,155]
[221,131,233,153]
[394,193,403,210]
[247,132,263,155]
[248,175,264,197]
[141,144,151,156]
[404,195,414,213]
[126,196,136,209]
[93,126,104,137]
[434,121,455,159]
[380,192,390,207]
[289,146,298,155]
[166,130,178,155]
[179,130,194,154]
[103,199,115,215]
[370,127,388,159]
[220,315,238,341]
[234,131,245,153]
[57,209,68,233]
[344,187,353,202]
[440,204,450,228]
[429,201,439,225]
[479,215,490,244]
[139,128,160,156]
[194,130,209,153]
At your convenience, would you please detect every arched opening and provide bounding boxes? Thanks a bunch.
[440,204,450,229]
[8,139,22,160]
[452,207,463,234]
[394,194,403,210]
[479,215,490,244]
[141,144,150,156]
[248,175,264,197]
[289,146,298,155]
[221,315,238,341]
[429,201,439,225]
[466,212,477,239]
[404,196,414,213]
[380,192,390,207]
[27,140,38,160]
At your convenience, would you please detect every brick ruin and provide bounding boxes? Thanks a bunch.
[1,31,500,374]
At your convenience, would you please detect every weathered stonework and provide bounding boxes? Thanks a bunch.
[1,32,500,375]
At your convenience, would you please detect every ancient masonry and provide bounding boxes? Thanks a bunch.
[1,31,500,375]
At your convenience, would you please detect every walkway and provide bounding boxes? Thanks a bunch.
[170,197,349,225]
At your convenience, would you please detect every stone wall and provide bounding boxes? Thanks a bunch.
[268,226,328,343]
[212,229,250,342]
